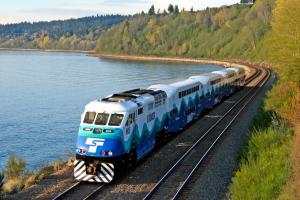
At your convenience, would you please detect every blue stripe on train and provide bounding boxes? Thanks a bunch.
[76,136,126,157]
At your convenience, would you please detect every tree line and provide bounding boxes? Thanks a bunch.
[0,15,128,50]
[96,1,273,59]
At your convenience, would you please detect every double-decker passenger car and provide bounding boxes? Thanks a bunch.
[74,67,245,183]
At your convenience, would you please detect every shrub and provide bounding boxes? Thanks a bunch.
[4,153,26,180]
[265,81,300,125]
[51,160,65,171]
[230,127,292,200]
[2,179,24,194]
[23,172,40,189]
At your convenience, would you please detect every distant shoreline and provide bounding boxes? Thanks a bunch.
[0,47,91,54]
[89,52,252,73]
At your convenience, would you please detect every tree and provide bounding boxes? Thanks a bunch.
[266,0,300,123]
[157,9,161,15]
[269,0,300,82]
[163,9,168,15]
[148,5,155,15]
[168,4,174,13]
[240,0,255,4]
[174,5,179,14]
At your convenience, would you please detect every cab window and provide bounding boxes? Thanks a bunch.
[126,113,135,126]
[95,113,109,125]
[83,112,96,124]
[108,114,124,126]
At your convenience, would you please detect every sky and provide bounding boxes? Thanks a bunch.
[0,0,240,24]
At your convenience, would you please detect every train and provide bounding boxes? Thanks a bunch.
[74,67,246,183]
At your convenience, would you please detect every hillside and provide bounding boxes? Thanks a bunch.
[96,1,274,60]
[0,15,128,50]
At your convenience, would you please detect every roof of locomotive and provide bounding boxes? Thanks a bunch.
[84,88,166,113]
[84,99,138,113]
[189,72,223,85]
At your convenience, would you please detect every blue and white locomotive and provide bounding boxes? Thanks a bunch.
[74,67,246,182]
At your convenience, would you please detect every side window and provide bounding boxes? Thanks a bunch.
[138,108,143,115]
[148,103,154,111]
[127,113,136,126]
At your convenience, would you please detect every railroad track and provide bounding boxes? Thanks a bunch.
[142,67,270,200]
[52,65,264,200]
[52,181,104,200]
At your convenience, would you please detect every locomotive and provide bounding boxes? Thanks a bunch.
[74,67,245,182]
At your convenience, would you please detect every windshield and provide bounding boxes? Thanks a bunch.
[83,112,96,124]
[108,114,124,126]
[95,113,109,125]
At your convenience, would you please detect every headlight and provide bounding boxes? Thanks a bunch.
[83,127,93,131]
[76,148,86,154]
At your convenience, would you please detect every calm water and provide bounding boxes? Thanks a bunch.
[0,51,222,169]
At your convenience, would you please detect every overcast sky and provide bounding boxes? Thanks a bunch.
[0,0,240,24]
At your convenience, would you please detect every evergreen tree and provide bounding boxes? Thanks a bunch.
[148,5,155,15]
[163,9,168,15]
[168,4,174,13]
[174,5,179,14]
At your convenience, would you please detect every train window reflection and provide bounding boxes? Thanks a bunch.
[95,113,109,125]
[109,114,124,126]
[83,112,96,124]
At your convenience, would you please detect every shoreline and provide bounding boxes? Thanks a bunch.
[90,52,252,73]
[0,47,92,54]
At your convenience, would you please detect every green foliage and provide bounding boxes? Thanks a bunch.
[265,81,300,124]
[4,154,26,180]
[0,15,128,50]
[148,5,155,15]
[174,5,179,14]
[168,4,174,13]
[231,1,300,199]
[1,154,26,194]
[265,0,300,124]
[269,0,300,83]
[251,103,273,130]
[231,126,292,200]
[96,1,274,59]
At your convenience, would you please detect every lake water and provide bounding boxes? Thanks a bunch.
[0,50,222,170]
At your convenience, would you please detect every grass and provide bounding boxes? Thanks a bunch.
[230,103,293,200]
[0,153,74,197]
